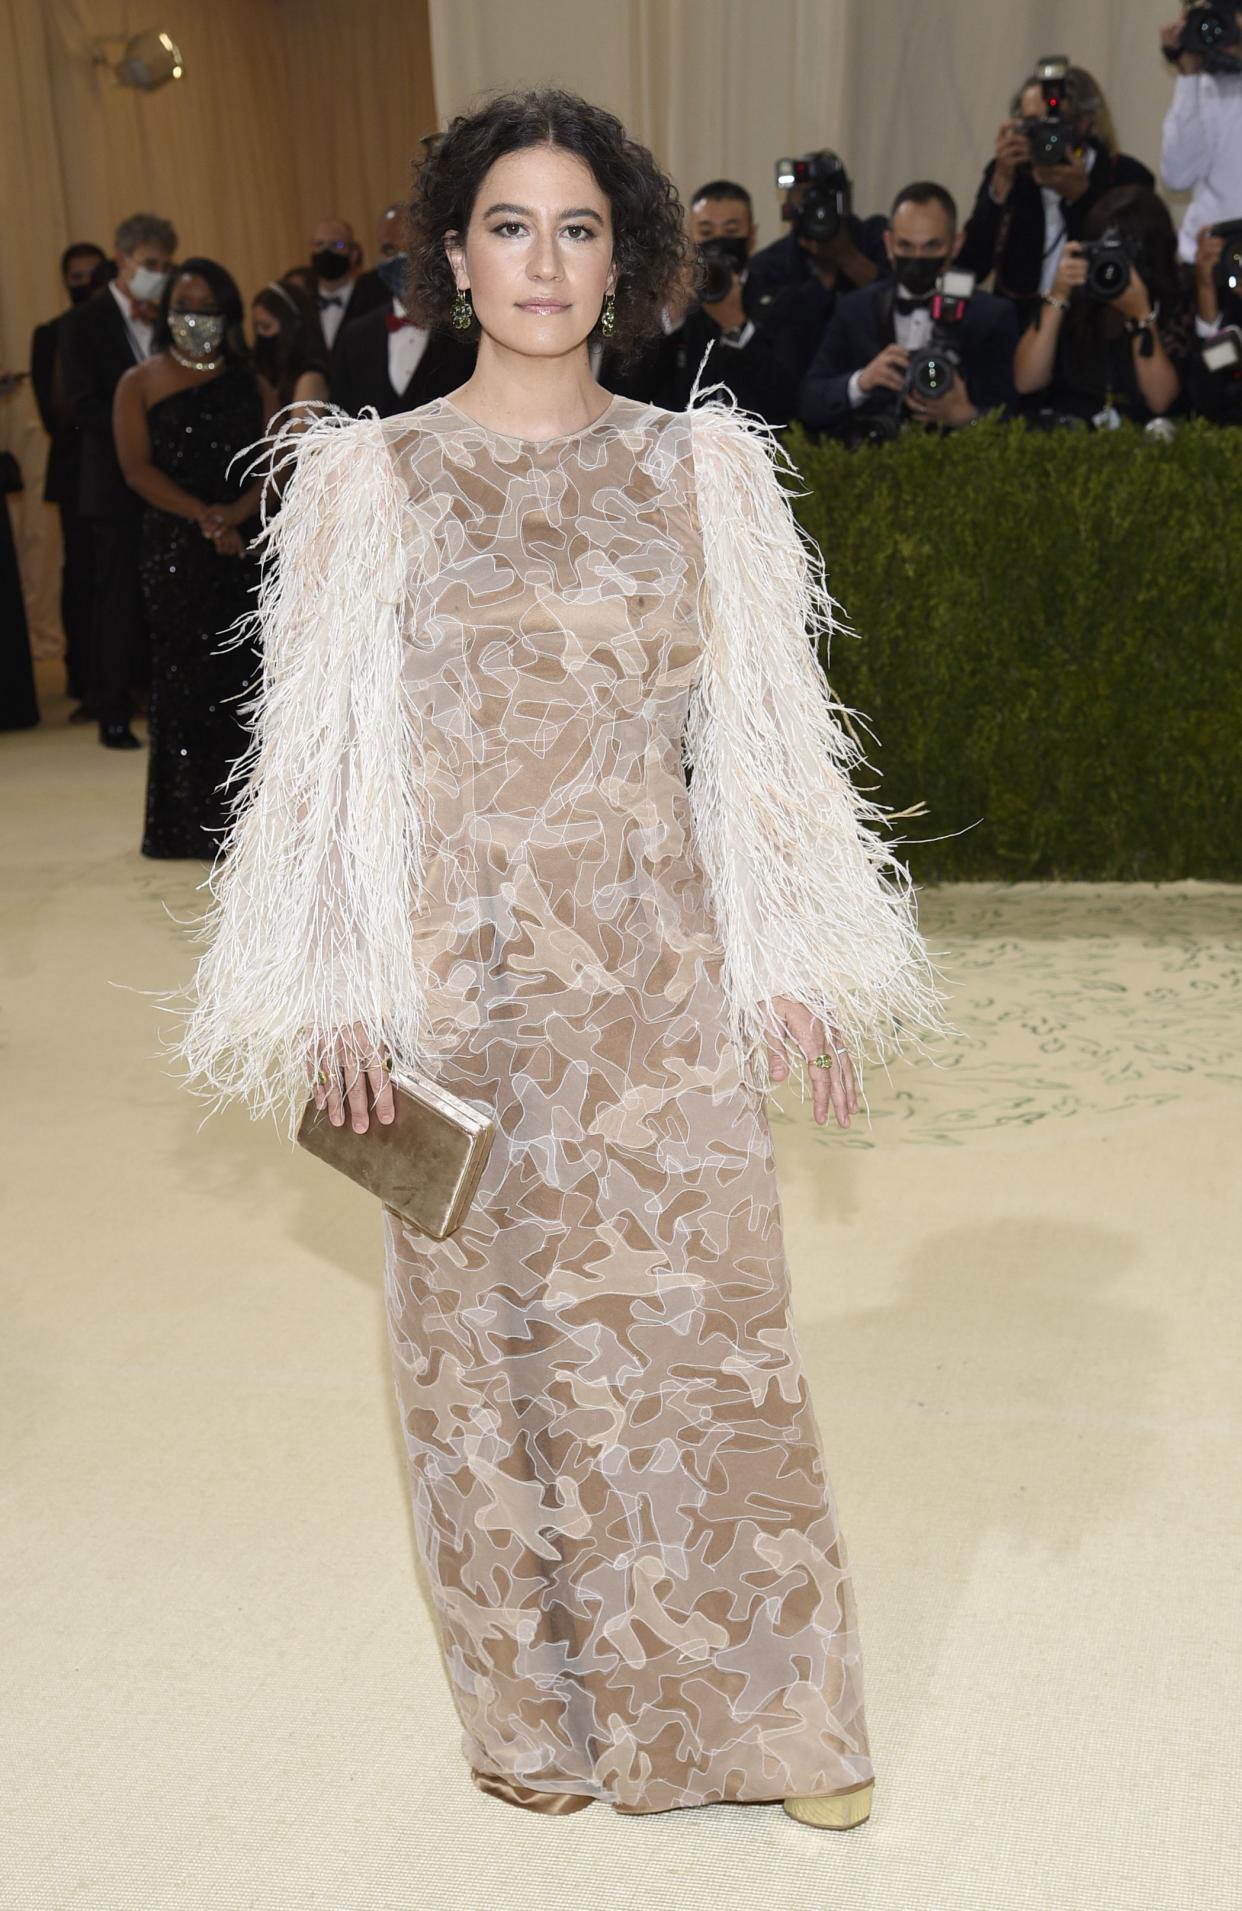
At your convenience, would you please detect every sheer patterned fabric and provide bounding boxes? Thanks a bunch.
[379,392,873,1812]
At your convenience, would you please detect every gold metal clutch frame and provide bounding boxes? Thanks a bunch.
[296,1073,496,1240]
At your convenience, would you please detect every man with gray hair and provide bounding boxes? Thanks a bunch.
[60,211,177,747]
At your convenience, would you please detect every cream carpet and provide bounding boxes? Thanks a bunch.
[3,661,1239,1911]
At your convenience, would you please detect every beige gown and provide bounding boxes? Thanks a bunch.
[168,383,950,1816]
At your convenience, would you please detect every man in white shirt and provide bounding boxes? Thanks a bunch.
[1160,7,1242,263]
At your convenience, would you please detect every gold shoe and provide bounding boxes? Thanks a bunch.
[782,1779,874,1830]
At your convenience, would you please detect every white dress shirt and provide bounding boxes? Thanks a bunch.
[1037,143,1098,294]
[387,298,430,394]
[316,277,357,349]
[846,297,935,408]
[108,278,155,362]
[1162,70,1242,264]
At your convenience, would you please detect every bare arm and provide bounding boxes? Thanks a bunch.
[114,367,213,522]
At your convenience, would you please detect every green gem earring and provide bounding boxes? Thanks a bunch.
[451,286,473,330]
[600,290,617,337]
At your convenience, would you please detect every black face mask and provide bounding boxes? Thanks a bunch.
[891,253,947,298]
[312,247,351,283]
[253,335,281,373]
[66,283,93,306]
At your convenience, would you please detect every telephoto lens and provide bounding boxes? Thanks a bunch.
[907,350,957,401]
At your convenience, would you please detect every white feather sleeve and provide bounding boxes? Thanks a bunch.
[683,382,955,1105]
[156,405,443,1141]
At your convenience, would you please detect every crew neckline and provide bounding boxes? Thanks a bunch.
[438,391,621,446]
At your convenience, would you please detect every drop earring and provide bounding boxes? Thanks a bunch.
[451,286,473,330]
[600,290,617,337]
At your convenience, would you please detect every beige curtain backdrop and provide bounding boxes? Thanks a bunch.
[1,0,436,659]
[427,0,1190,269]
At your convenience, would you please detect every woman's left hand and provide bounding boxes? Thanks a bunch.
[767,994,859,1127]
[1116,265,1154,322]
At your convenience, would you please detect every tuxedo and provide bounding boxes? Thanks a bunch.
[799,278,1019,436]
[31,311,94,698]
[57,287,150,722]
[315,270,391,355]
[329,306,476,418]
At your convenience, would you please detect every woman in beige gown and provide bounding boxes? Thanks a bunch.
[164,91,951,1826]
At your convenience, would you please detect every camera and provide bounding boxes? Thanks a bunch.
[904,269,977,401]
[1168,1,1242,71]
[774,151,851,245]
[1076,229,1133,301]
[851,268,976,442]
[1211,216,1242,303]
[1017,55,1077,168]
[695,235,750,305]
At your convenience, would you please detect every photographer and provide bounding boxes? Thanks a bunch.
[1012,185,1195,424]
[798,182,1018,441]
[959,62,1154,330]
[657,179,800,425]
[1182,218,1242,418]
[748,149,886,303]
[1160,6,1242,262]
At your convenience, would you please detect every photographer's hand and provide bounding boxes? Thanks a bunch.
[992,118,1032,201]
[858,343,910,394]
[1051,242,1091,303]
[1195,227,1224,324]
[1115,265,1156,323]
[907,378,979,428]
[1161,14,1203,73]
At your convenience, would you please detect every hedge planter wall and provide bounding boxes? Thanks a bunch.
[784,415,1242,882]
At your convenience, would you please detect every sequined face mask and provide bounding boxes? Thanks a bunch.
[169,309,226,360]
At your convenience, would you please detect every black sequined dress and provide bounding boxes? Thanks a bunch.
[138,366,265,859]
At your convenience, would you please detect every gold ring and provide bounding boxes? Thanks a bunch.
[812,1053,835,1069]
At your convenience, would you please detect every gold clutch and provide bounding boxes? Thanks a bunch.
[296,1073,496,1240]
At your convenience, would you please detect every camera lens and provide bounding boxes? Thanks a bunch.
[910,353,954,400]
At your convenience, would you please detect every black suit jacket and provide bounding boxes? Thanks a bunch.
[57,289,144,520]
[31,314,81,506]
[799,279,1019,434]
[958,144,1155,324]
[329,310,477,418]
[654,272,801,425]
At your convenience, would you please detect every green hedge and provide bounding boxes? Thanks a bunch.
[783,414,1242,881]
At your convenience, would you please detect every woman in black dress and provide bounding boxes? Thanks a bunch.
[1013,186,1196,426]
[115,258,273,857]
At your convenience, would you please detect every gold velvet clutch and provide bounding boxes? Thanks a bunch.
[296,1073,496,1240]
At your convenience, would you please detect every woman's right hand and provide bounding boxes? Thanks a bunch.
[1051,242,1090,304]
[308,1024,396,1132]
[992,118,1031,199]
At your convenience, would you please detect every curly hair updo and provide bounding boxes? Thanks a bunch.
[407,87,695,370]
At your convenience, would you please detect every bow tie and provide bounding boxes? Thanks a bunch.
[383,311,414,333]
[317,294,344,311]
[895,290,935,311]
[127,295,158,325]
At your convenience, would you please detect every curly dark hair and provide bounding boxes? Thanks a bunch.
[407,87,695,369]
